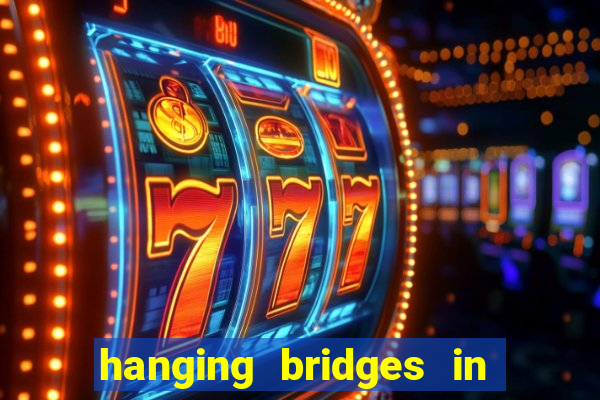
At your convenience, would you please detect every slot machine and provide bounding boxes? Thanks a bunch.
[0,0,418,397]
[419,167,438,234]
[502,151,545,292]
[548,148,598,298]
[436,159,460,228]
[460,158,481,235]
[479,155,509,271]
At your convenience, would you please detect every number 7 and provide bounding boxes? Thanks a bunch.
[266,176,324,318]
[338,175,381,294]
[145,177,238,338]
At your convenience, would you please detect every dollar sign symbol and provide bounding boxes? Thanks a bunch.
[148,77,208,154]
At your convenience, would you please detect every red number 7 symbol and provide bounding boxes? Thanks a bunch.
[145,177,238,338]
[266,176,324,318]
[338,175,381,294]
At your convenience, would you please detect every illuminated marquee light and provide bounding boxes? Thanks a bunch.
[145,177,238,338]
[266,176,324,318]
[338,175,381,294]
[147,76,210,154]
[306,29,341,88]
[212,14,238,48]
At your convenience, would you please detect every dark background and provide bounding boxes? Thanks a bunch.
[371,1,600,399]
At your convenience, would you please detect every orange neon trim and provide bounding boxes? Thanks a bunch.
[306,29,341,88]
[226,80,291,110]
[255,116,305,159]
[113,0,128,14]
[146,177,238,338]
[266,176,324,318]
[480,164,508,225]
[338,175,381,294]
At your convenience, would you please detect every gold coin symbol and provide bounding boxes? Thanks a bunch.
[148,76,209,154]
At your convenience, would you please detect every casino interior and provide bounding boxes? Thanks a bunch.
[0,0,599,399]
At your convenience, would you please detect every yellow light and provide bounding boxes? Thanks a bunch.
[53,295,66,308]
[13,97,27,108]
[18,393,30,400]
[37,56,50,69]
[3,43,17,54]
[22,328,35,340]
[51,326,65,340]
[33,29,45,41]
[24,261,37,273]
[457,122,469,136]
[52,200,66,214]
[9,69,23,80]
[47,389,60,400]
[45,111,58,124]
[49,358,62,371]
[42,84,55,96]
[20,360,33,372]
[20,154,34,166]
[49,171,64,183]
[53,232,67,245]
[54,264,67,277]
[23,294,36,306]
[28,4,41,15]
[0,18,13,30]
[48,142,62,155]
[588,114,599,129]
[578,130,591,145]
[18,126,31,137]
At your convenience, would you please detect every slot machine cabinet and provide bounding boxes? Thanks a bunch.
[548,148,598,297]
[502,151,545,292]
[479,156,509,266]
[0,0,418,397]
[461,158,481,235]
[436,159,460,226]
[418,166,438,234]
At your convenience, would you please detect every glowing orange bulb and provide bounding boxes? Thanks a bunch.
[22,328,35,340]
[23,294,36,306]
[54,264,67,277]
[47,389,60,400]
[13,97,27,108]
[20,154,34,166]
[18,393,31,400]
[33,29,45,41]
[49,141,62,153]
[22,187,35,198]
[17,126,31,137]
[53,295,66,308]
[50,170,64,183]
[24,261,37,273]
[37,56,50,69]
[49,358,62,371]
[20,360,33,372]
[28,4,41,15]
[52,200,66,213]
[3,43,17,54]
[0,18,13,30]
[51,326,65,340]
[9,69,23,80]
[45,111,58,124]
[53,232,67,245]
[42,84,55,96]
